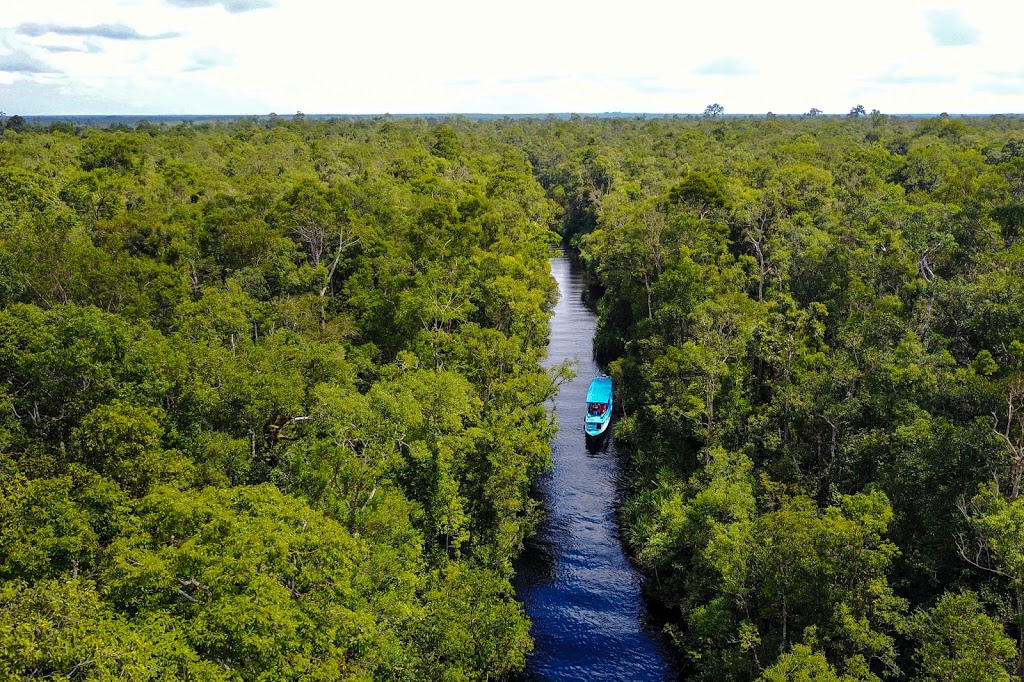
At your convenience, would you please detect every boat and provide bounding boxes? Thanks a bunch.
[585,374,613,439]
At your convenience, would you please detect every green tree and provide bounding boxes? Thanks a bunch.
[960,486,1024,676]
[705,103,725,118]
[431,124,463,161]
[910,591,1017,682]
[72,402,191,496]
[759,644,855,681]
[4,114,27,133]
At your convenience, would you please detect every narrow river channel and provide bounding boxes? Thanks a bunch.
[513,254,676,681]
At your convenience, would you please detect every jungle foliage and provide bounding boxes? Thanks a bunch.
[0,116,561,680]
[512,113,1024,681]
[5,111,1024,681]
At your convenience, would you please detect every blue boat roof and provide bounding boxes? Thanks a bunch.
[586,375,612,403]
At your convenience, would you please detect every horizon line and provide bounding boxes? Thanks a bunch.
[9,111,1023,119]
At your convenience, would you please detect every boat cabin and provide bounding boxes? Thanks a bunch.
[585,374,613,438]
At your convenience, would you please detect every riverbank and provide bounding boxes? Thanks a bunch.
[512,255,676,681]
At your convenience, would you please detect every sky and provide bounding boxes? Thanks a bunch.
[0,0,1022,115]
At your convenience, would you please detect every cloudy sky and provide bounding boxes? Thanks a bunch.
[0,0,1022,115]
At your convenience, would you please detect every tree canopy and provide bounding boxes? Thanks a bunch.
[0,115,561,680]
[510,112,1024,680]
[4,111,1024,679]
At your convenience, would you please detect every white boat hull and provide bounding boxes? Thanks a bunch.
[585,420,610,438]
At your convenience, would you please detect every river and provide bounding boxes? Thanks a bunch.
[513,254,676,681]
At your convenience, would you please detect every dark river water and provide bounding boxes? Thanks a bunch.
[512,255,676,681]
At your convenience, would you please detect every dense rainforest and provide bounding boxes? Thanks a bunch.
[0,116,563,680]
[512,112,1024,681]
[3,112,1024,681]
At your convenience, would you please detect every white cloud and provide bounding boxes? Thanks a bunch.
[16,22,179,41]
[694,57,757,77]
[165,0,274,12]
[925,9,981,47]
[184,46,233,72]
[0,0,1022,114]
[0,50,56,73]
